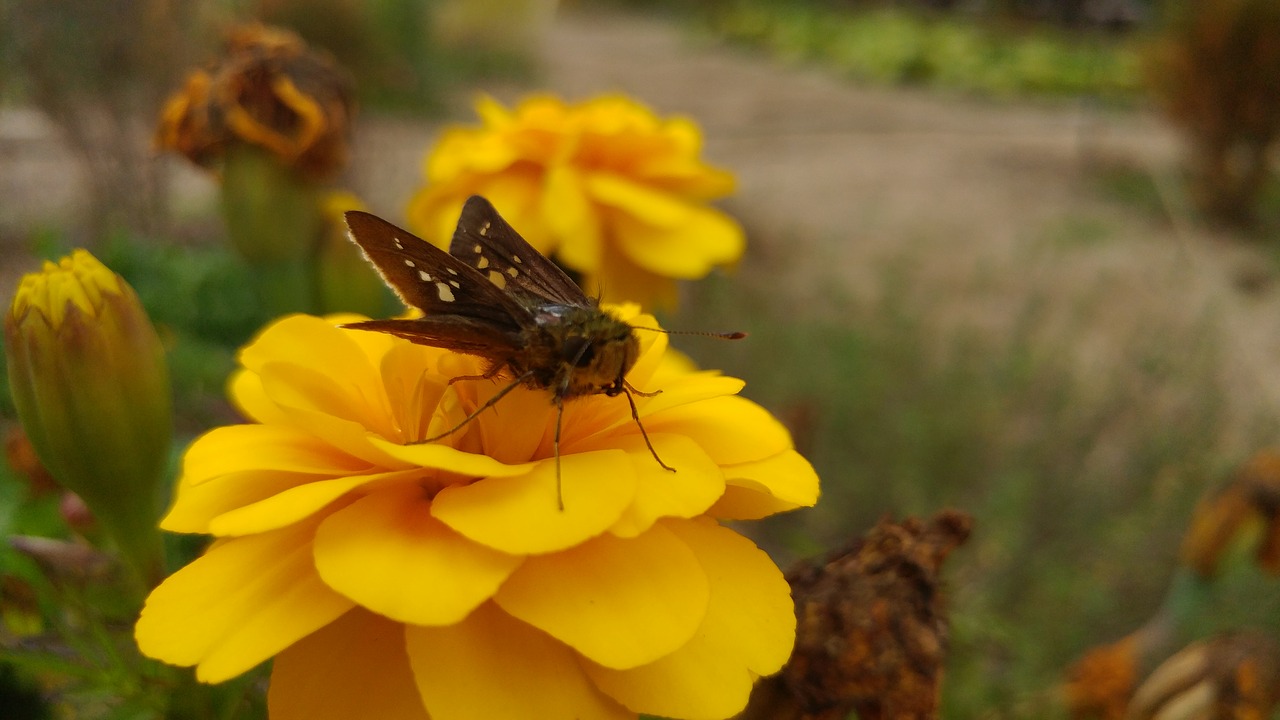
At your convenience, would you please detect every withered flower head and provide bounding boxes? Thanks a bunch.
[156,23,354,179]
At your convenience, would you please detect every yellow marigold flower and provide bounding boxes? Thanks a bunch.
[408,94,745,310]
[136,309,817,720]
[156,23,354,180]
[5,250,171,586]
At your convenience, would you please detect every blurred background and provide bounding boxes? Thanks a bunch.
[5,0,1280,716]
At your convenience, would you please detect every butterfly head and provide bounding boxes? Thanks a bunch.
[533,304,640,400]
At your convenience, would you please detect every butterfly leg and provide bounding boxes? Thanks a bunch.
[553,395,566,512]
[623,379,662,398]
[412,371,533,445]
[445,362,506,387]
[621,386,675,473]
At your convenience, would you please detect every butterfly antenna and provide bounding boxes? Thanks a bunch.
[631,327,747,340]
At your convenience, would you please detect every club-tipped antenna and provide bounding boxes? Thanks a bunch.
[631,327,747,340]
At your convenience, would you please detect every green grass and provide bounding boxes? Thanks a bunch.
[671,249,1277,714]
[700,1,1144,101]
[1092,160,1280,240]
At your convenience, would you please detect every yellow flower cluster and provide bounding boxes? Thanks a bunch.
[409,95,745,309]
[136,309,818,719]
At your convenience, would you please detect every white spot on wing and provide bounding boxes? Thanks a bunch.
[477,256,490,269]
[506,267,519,278]
[446,268,458,276]
[436,282,455,302]
[473,244,483,254]
[394,237,404,250]
[512,255,523,264]
[449,280,461,289]
[418,270,431,282]
[404,259,415,268]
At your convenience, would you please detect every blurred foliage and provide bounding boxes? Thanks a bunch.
[1,0,211,240]
[94,237,267,430]
[255,0,551,111]
[1143,0,1280,229]
[674,241,1279,715]
[698,0,1143,99]
[254,0,443,111]
[0,662,51,720]
[1090,159,1280,239]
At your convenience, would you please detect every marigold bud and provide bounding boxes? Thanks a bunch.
[5,250,171,587]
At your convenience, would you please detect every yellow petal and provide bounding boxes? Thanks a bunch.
[667,518,795,674]
[543,165,602,272]
[611,205,745,278]
[587,172,690,227]
[431,450,636,555]
[180,424,370,486]
[648,346,701,384]
[239,315,385,403]
[428,128,520,178]
[313,486,523,625]
[161,469,337,534]
[268,402,408,469]
[228,369,290,425]
[619,315,669,391]
[584,518,795,717]
[473,93,515,127]
[466,378,557,466]
[711,451,822,520]
[406,188,471,247]
[638,374,745,417]
[494,523,708,669]
[207,469,426,537]
[641,395,793,465]
[135,519,354,683]
[377,342,448,444]
[340,321,408,378]
[567,433,724,538]
[406,603,632,720]
[258,361,397,440]
[587,253,676,311]
[366,435,535,478]
[268,609,428,720]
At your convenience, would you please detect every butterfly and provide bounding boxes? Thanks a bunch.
[344,195,740,508]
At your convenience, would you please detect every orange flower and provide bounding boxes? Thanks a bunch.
[137,309,819,719]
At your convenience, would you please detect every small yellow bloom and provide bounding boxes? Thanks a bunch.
[408,94,745,310]
[136,310,817,719]
[156,23,354,180]
[5,250,171,586]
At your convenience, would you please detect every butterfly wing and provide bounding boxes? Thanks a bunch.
[344,210,529,333]
[340,317,522,356]
[449,195,590,307]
